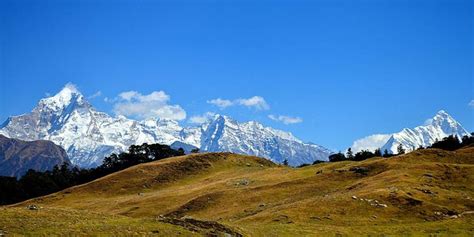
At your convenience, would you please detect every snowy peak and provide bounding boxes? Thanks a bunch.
[428,110,452,126]
[435,109,449,117]
[38,83,88,112]
[210,114,236,126]
[380,110,470,154]
[428,110,466,133]
[199,113,331,165]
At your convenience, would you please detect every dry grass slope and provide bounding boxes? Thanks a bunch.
[1,149,473,236]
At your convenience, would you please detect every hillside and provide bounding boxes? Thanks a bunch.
[0,135,70,178]
[2,149,474,236]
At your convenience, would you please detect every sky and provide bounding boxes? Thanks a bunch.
[0,0,473,151]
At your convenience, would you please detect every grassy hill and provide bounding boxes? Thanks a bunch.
[1,148,474,236]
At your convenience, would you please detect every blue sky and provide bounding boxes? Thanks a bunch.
[1,0,473,151]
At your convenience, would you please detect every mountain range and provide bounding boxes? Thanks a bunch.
[1,84,470,169]
[0,85,332,167]
[352,110,471,154]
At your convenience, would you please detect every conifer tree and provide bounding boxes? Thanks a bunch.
[346,148,354,160]
[397,144,405,155]
[374,148,382,157]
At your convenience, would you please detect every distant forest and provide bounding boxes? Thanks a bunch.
[0,143,191,205]
[1,134,473,205]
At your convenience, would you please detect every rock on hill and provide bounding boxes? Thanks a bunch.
[0,135,70,178]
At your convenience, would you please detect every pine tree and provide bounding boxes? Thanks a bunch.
[383,149,390,157]
[283,159,289,166]
[328,152,346,162]
[397,144,405,155]
[374,148,382,157]
[346,148,354,160]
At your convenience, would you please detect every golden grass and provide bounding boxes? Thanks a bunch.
[2,148,474,236]
[0,206,198,236]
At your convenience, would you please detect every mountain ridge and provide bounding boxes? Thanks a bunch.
[352,110,470,154]
[0,135,71,178]
[0,85,332,167]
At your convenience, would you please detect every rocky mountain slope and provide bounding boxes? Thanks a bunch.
[199,115,331,166]
[0,84,331,167]
[0,135,70,178]
[4,148,474,236]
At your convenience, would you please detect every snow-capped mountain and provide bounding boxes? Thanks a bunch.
[199,115,332,166]
[352,110,470,154]
[0,85,332,167]
[380,110,470,153]
[0,85,183,167]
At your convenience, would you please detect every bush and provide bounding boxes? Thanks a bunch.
[328,153,346,162]
[353,150,376,161]
[297,163,311,168]
[312,160,327,165]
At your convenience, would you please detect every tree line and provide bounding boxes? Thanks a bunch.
[0,143,191,205]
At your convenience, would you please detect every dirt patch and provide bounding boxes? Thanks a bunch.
[158,216,242,237]
[272,215,293,224]
[349,167,370,175]
[388,194,423,207]
[165,192,223,219]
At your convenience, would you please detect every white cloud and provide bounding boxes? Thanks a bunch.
[207,98,233,109]
[113,90,186,120]
[207,96,269,110]
[236,96,269,110]
[268,114,303,124]
[469,100,474,108]
[351,134,391,153]
[188,112,216,124]
[88,91,102,99]
[118,91,139,101]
